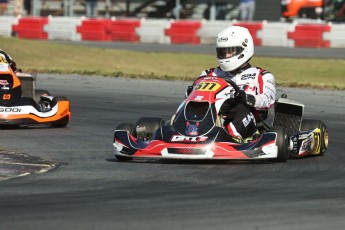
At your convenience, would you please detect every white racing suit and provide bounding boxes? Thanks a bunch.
[196,65,276,140]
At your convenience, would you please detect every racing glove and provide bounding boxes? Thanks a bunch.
[235,90,256,108]
[185,85,193,98]
[9,61,17,72]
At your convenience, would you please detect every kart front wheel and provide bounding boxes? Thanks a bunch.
[115,154,133,162]
[115,123,134,133]
[132,117,165,141]
[34,89,51,104]
[270,126,289,162]
[52,116,69,128]
[114,123,135,161]
[301,119,328,155]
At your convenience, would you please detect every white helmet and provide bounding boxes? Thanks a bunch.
[216,26,254,72]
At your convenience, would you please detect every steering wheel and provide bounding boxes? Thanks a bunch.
[225,78,240,93]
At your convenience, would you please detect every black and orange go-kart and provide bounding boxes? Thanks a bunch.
[0,62,70,127]
[113,76,329,162]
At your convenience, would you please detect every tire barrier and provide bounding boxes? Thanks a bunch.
[197,20,231,44]
[323,23,345,48]
[165,20,202,44]
[110,19,140,42]
[0,16,18,37]
[2,16,345,48]
[287,23,331,48]
[76,18,112,41]
[44,17,83,41]
[233,22,263,46]
[12,17,49,39]
[258,21,294,47]
[136,19,171,44]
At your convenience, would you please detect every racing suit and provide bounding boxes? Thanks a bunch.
[0,49,21,104]
[190,63,276,140]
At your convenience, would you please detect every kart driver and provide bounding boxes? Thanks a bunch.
[187,26,276,141]
[0,49,18,72]
[0,49,22,104]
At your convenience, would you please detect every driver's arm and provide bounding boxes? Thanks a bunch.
[254,72,276,110]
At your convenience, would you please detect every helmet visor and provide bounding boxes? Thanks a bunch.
[216,47,244,59]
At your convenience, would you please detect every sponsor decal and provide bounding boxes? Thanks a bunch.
[240,84,256,93]
[202,76,218,80]
[186,121,199,136]
[195,82,221,91]
[60,109,69,117]
[0,107,21,112]
[194,95,204,101]
[170,135,208,142]
[242,113,255,127]
[298,133,309,140]
[0,80,9,86]
[218,37,228,42]
[301,138,312,151]
[241,73,256,80]
[2,94,11,100]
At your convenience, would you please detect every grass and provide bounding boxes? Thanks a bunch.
[1,36,344,90]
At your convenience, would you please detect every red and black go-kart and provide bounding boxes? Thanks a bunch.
[0,59,70,127]
[113,76,328,162]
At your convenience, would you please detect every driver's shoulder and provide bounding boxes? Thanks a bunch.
[252,66,272,75]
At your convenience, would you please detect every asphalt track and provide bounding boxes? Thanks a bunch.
[0,72,344,230]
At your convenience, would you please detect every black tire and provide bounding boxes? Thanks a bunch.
[52,116,69,128]
[270,126,289,162]
[132,117,165,140]
[115,123,134,133]
[115,154,133,161]
[35,89,50,104]
[301,119,329,155]
[49,96,69,108]
[114,123,135,161]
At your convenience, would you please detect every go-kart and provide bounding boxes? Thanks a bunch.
[0,61,70,127]
[113,76,328,162]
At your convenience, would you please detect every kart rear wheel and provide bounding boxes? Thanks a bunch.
[270,126,289,162]
[301,119,328,155]
[132,117,165,140]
